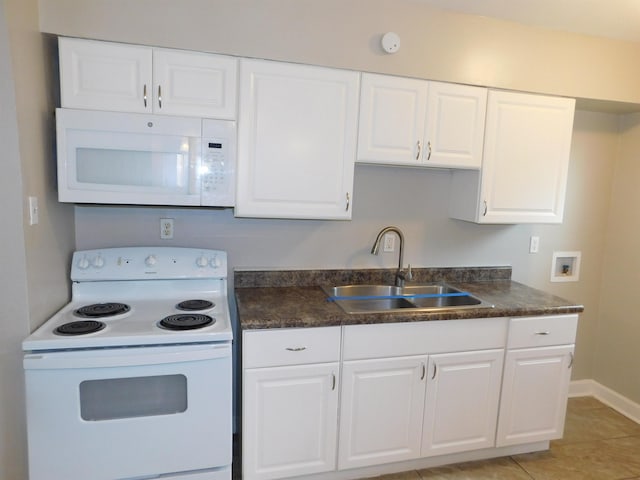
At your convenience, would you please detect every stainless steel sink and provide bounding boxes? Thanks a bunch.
[322,283,494,314]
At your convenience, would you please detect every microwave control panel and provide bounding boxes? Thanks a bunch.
[201,119,237,207]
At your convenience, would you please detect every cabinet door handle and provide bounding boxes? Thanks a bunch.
[432,363,437,380]
[158,85,162,108]
[568,352,574,369]
[332,373,336,390]
[345,192,350,211]
[427,140,432,161]
[143,84,148,108]
[285,346,306,352]
[416,140,421,160]
[535,331,551,335]
[421,363,426,380]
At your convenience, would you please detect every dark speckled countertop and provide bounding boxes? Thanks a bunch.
[235,267,584,330]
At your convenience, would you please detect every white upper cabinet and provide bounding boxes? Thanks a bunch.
[151,48,237,118]
[449,90,575,224]
[235,59,359,220]
[425,82,488,169]
[59,37,237,119]
[59,38,151,113]
[357,73,487,169]
[357,74,428,165]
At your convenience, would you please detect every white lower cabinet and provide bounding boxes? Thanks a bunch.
[421,349,504,457]
[243,363,340,480]
[338,356,427,469]
[242,327,341,480]
[242,314,578,480]
[496,314,578,447]
[496,345,574,446]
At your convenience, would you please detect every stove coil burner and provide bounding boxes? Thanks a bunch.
[54,320,106,336]
[159,314,215,331]
[176,299,214,311]
[74,303,131,318]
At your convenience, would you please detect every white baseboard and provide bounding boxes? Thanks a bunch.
[570,379,640,424]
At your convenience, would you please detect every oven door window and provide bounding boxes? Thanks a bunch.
[79,374,187,421]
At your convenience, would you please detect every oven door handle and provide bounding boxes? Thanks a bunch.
[23,343,231,370]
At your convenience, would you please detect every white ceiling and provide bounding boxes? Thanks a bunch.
[418,0,640,43]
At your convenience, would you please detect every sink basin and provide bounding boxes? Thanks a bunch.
[322,283,493,314]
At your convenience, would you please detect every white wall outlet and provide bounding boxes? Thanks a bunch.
[28,196,39,226]
[529,236,540,254]
[160,218,174,239]
[383,233,395,252]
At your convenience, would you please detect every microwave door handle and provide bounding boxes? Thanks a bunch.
[189,137,202,197]
[23,344,231,370]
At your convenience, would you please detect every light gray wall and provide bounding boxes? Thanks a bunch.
[75,110,619,382]
[7,0,75,332]
[0,1,75,479]
[0,3,30,478]
[596,113,640,401]
[37,0,640,109]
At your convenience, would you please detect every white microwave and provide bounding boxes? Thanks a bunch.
[56,108,236,206]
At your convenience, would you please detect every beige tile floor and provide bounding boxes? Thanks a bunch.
[368,397,640,480]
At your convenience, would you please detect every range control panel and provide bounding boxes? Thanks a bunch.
[71,247,228,281]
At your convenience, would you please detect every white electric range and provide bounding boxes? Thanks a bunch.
[23,247,233,480]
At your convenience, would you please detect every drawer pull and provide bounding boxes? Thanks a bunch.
[285,347,307,352]
[535,331,551,335]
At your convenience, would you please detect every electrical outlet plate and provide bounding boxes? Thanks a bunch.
[28,196,39,226]
[529,236,540,254]
[160,218,174,239]
[383,233,395,252]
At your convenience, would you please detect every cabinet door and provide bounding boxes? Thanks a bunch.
[338,356,427,469]
[496,345,574,447]
[59,37,152,113]
[236,59,358,219]
[421,349,503,457]
[424,82,487,169]
[152,49,237,118]
[357,73,428,165]
[243,363,339,480]
[479,91,575,223]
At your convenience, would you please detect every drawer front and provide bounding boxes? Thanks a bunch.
[343,318,508,360]
[507,314,578,348]
[243,326,341,368]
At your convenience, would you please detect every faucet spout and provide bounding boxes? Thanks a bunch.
[371,226,411,287]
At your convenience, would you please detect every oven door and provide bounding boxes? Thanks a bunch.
[24,342,232,480]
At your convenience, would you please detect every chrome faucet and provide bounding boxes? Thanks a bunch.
[371,226,413,287]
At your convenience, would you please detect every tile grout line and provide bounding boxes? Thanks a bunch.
[509,455,537,480]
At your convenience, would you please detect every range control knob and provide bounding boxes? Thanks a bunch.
[196,255,209,268]
[92,255,105,268]
[145,255,157,267]
[77,256,90,270]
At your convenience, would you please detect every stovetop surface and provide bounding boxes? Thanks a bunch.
[23,247,233,351]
